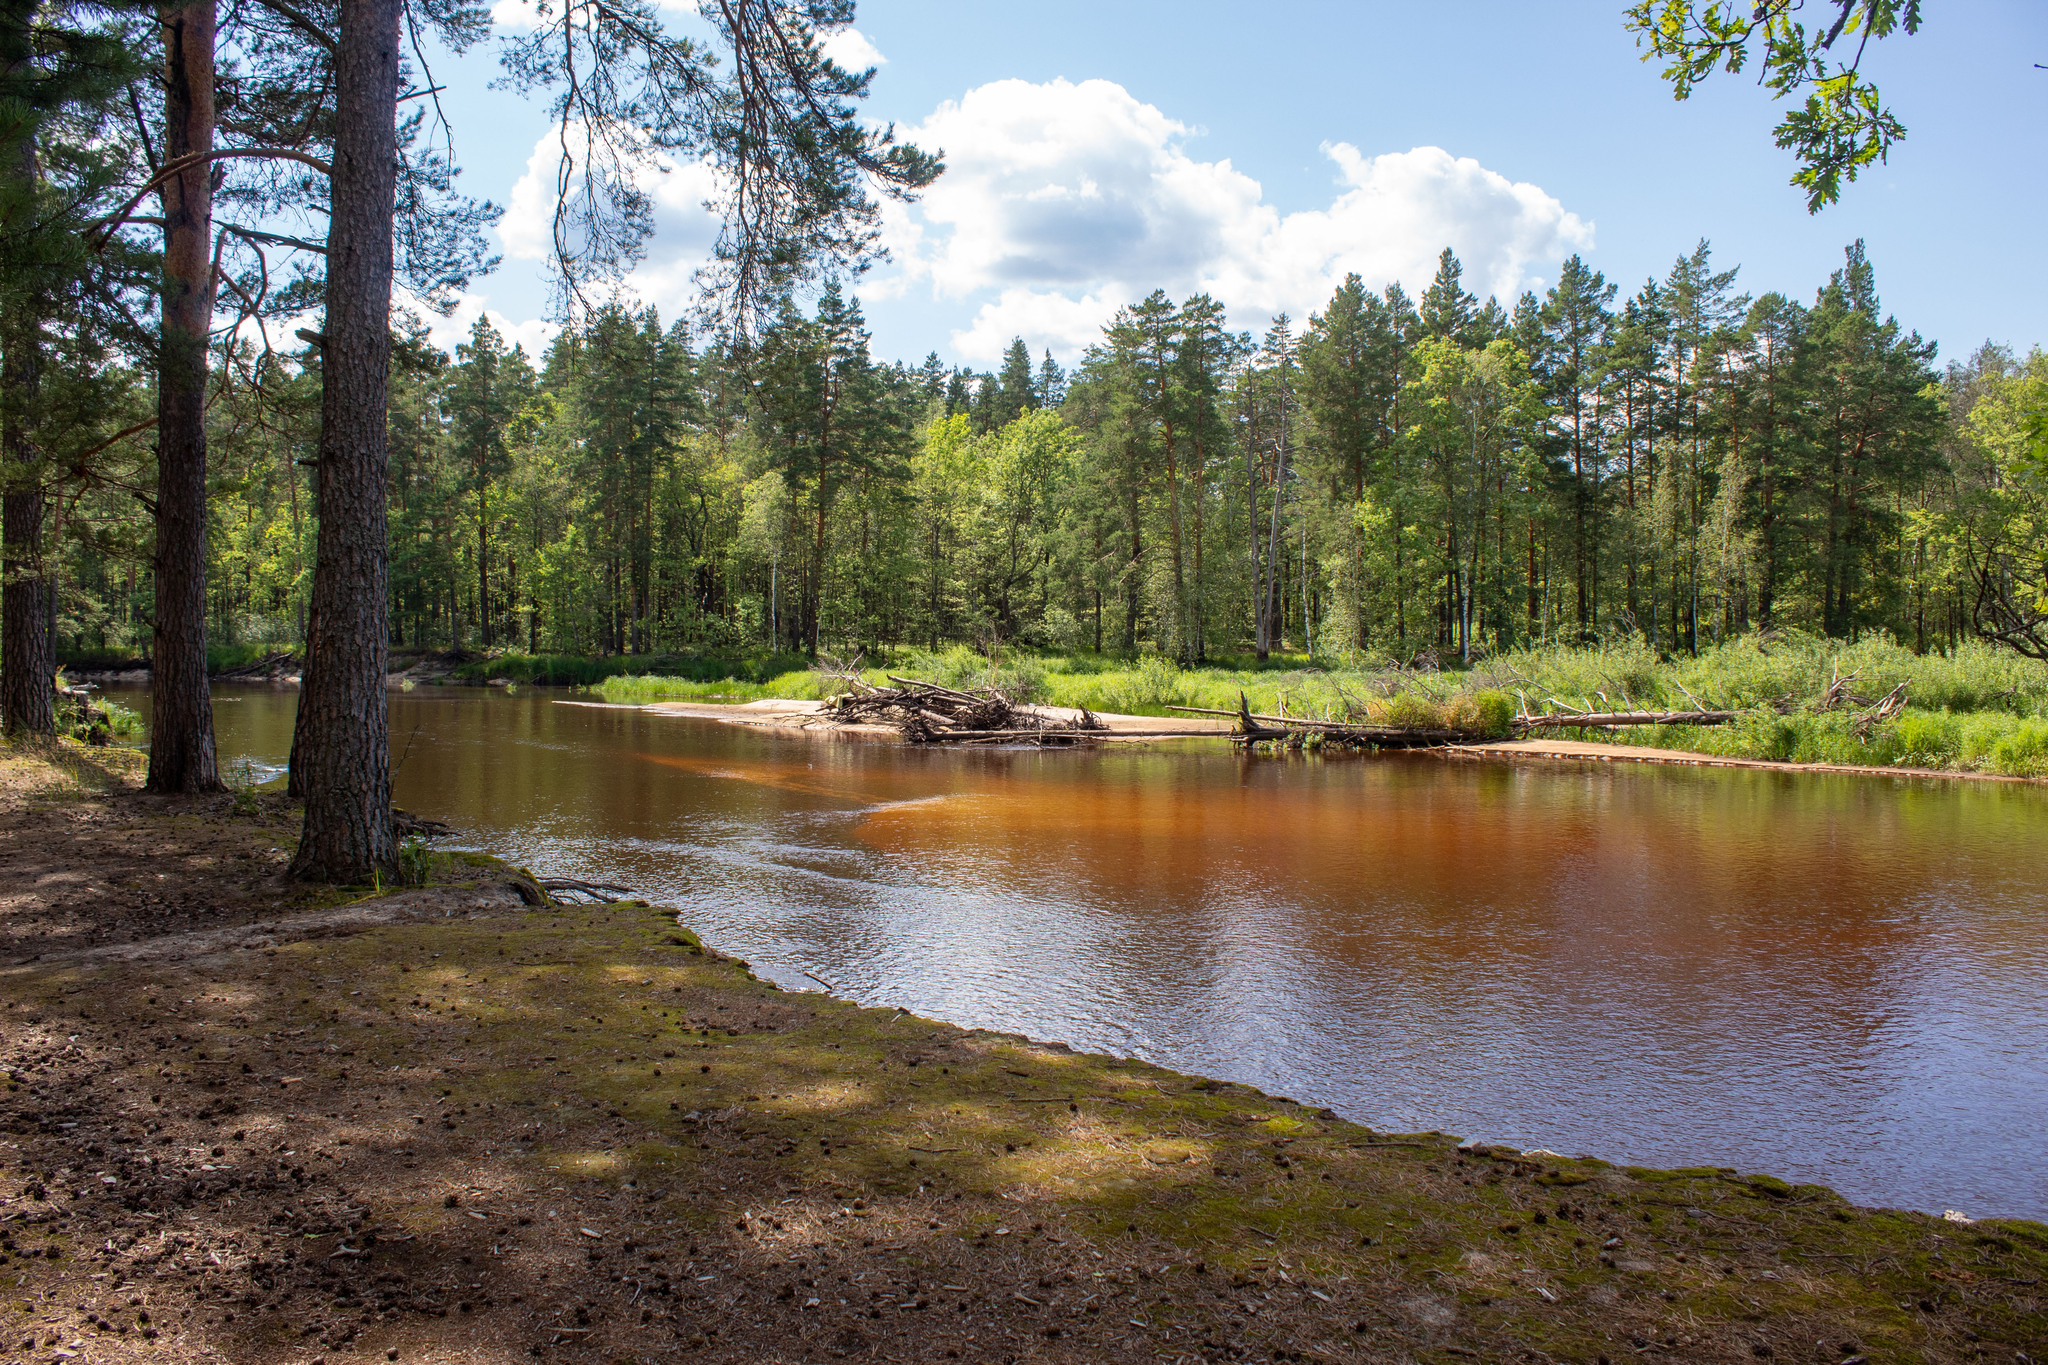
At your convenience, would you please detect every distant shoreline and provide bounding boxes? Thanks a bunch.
[556,696,2048,783]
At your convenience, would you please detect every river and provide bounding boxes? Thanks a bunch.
[115,683,2048,1221]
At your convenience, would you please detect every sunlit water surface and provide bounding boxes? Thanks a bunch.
[121,684,2048,1219]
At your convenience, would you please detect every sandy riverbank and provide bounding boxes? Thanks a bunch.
[1450,736,2047,785]
[0,741,2042,1363]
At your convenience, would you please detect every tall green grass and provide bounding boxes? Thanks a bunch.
[1459,633,2048,777]
[595,670,827,704]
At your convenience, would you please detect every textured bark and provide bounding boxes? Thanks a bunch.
[285,596,311,798]
[146,0,221,791]
[1,489,53,737]
[1,91,52,735]
[290,0,400,882]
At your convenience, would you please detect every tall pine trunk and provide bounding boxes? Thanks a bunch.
[146,0,222,791]
[2,113,51,736]
[291,0,400,882]
[1,471,52,738]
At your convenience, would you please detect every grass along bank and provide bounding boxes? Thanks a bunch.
[592,633,2048,778]
[1,742,2044,1364]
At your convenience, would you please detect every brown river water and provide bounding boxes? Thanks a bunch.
[115,684,2048,1220]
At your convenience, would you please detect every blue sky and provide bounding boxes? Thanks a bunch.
[415,1,2048,371]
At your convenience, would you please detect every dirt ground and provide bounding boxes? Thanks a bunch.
[0,740,2042,1365]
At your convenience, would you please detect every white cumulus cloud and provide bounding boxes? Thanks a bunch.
[886,78,1592,364]
[409,291,561,359]
[818,26,885,70]
[466,74,1591,367]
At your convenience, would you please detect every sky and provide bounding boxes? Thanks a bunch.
[409,0,2048,373]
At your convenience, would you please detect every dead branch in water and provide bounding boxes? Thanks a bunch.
[539,878,636,904]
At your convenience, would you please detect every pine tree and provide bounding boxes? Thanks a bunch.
[993,337,1036,426]
[1729,292,1806,626]
[1803,240,1942,635]
[1659,239,1747,653]
[290,0,406,882]
[1300,275,1384,649]
[0,0,136,736]
[1036,349,1066,409]
[1535,254,1618,636]
[1420,248,1478,346]
[917,351,946,407]
[447,317,533,647]
[752,282,906,653]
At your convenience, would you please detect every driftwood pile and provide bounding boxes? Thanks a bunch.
[825,675,1113,745]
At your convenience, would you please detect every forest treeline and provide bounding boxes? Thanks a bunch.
[54,240,2048,669]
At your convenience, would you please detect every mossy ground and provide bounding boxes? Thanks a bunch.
[0,742,2042,1364]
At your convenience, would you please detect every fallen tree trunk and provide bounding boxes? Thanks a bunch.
[1514,709,1738,731]
[212,650,299,680]
[1166,701,1467,749]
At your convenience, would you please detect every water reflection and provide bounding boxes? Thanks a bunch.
[117,684,2048,1219]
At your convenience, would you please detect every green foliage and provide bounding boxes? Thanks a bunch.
[1626,0,1923,210]
[226,759,263,816]
[1988,721,2048,779]
[595,669,824,704]
[1450,690,1517,738]
[397,836,434,888]
[94,695,143,742]
[886,645,1050,702]
[1093,656,1191,715]
[1474,632,2048,720]
[1471,632,2048,776]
